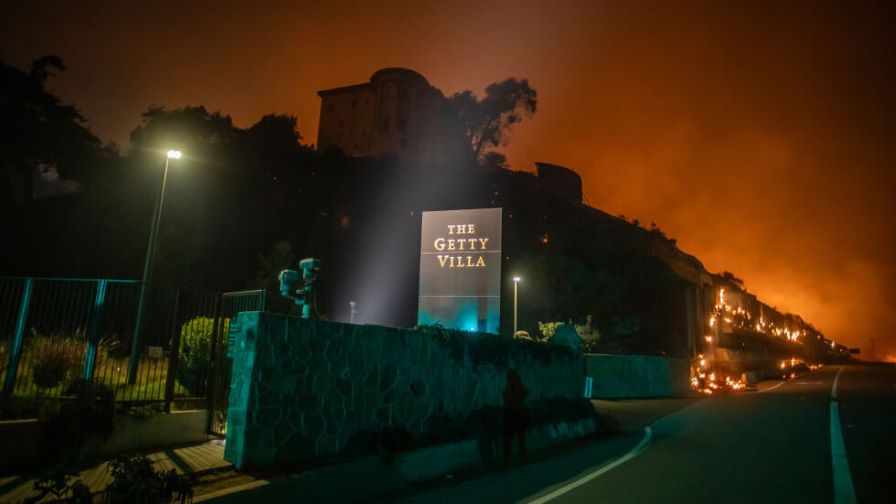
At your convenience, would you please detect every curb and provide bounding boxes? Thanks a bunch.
[196,417,598,503]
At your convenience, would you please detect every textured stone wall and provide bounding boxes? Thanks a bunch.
[224,312,584,470]
[585,353,691,398]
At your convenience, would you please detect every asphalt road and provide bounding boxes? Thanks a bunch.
[394,363,896,504]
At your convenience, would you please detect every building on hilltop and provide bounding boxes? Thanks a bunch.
[534,162,583,204]
[316,68,449,165]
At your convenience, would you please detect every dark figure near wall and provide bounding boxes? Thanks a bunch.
[503,369,529,459]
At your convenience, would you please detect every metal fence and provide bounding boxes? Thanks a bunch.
[0,277,264,421]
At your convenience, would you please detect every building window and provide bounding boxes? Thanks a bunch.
[338,119,344,127]
[351,99,358,109]
[328,103,335,113]
[398,85,409,100]
[380,116,390,133]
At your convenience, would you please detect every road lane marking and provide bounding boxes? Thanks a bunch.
[527,427,652,504]
[758,381,785,393]
[830,366,856,504]
[831,366,843,399]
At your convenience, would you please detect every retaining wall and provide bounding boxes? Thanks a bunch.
[0,410,209,473]
[585,354,690,398]
[224,312,586,470]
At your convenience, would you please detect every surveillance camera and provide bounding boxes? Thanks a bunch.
[278,269,300,297]
[299,258,321,271]
[278,258,322,318]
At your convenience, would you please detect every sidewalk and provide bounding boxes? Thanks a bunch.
[0,439,230,503]
[0,395,707,503]
[193,396,703,503]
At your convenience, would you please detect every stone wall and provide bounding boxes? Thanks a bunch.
[585,354,691,398]
[224,312,584,470]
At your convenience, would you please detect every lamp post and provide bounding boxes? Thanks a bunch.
[513,276,521,333]
[128,149,181,384]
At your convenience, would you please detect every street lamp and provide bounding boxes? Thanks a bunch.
[513,276,521,333]
[128,149,182,384]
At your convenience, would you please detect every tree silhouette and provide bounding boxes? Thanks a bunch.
[128,106,239,166]
[721,271,746,289]
[443,78,537,166]
[480,151,510,171]
[1,56,104,206]
[244,114,312,182]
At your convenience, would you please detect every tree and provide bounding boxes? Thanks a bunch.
[123,106,316,288]
[443,78,537,166]
[480,151,510,171]
[255,240,295,287]
[721,271,746,289]
[1,56,104,205]
[244,114,311,181]
[128,106,239,167]
[128,107,310,180]
[247,114,303,147]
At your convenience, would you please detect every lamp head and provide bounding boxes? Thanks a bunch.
[513,276,521,283]
[166,149,182,159]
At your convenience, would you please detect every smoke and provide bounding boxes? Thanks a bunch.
[3,0,893,355]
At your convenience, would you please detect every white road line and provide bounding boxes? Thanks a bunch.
[830,366,856,504]
[832,366,843,399]
[527,427,653,504]
[758,380,785,393]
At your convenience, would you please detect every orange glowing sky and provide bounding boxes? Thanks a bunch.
[2,0,894,357]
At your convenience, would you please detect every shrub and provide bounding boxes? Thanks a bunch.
[537,321,563,342]
[513,330,532,341]
[177,317,225,397]
[30,336,82,389]
[31,465,92,504]
[26,331,119,390]
[575,316,601,353]
[48,379,116,462]
[539,317,601,353]
[103,455,193,504]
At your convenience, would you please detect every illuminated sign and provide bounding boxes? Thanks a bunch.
[418,208,502,333]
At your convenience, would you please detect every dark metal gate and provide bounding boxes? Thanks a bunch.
[207,289,266,436]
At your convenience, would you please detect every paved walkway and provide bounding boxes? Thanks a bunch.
[0,439,229,503]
